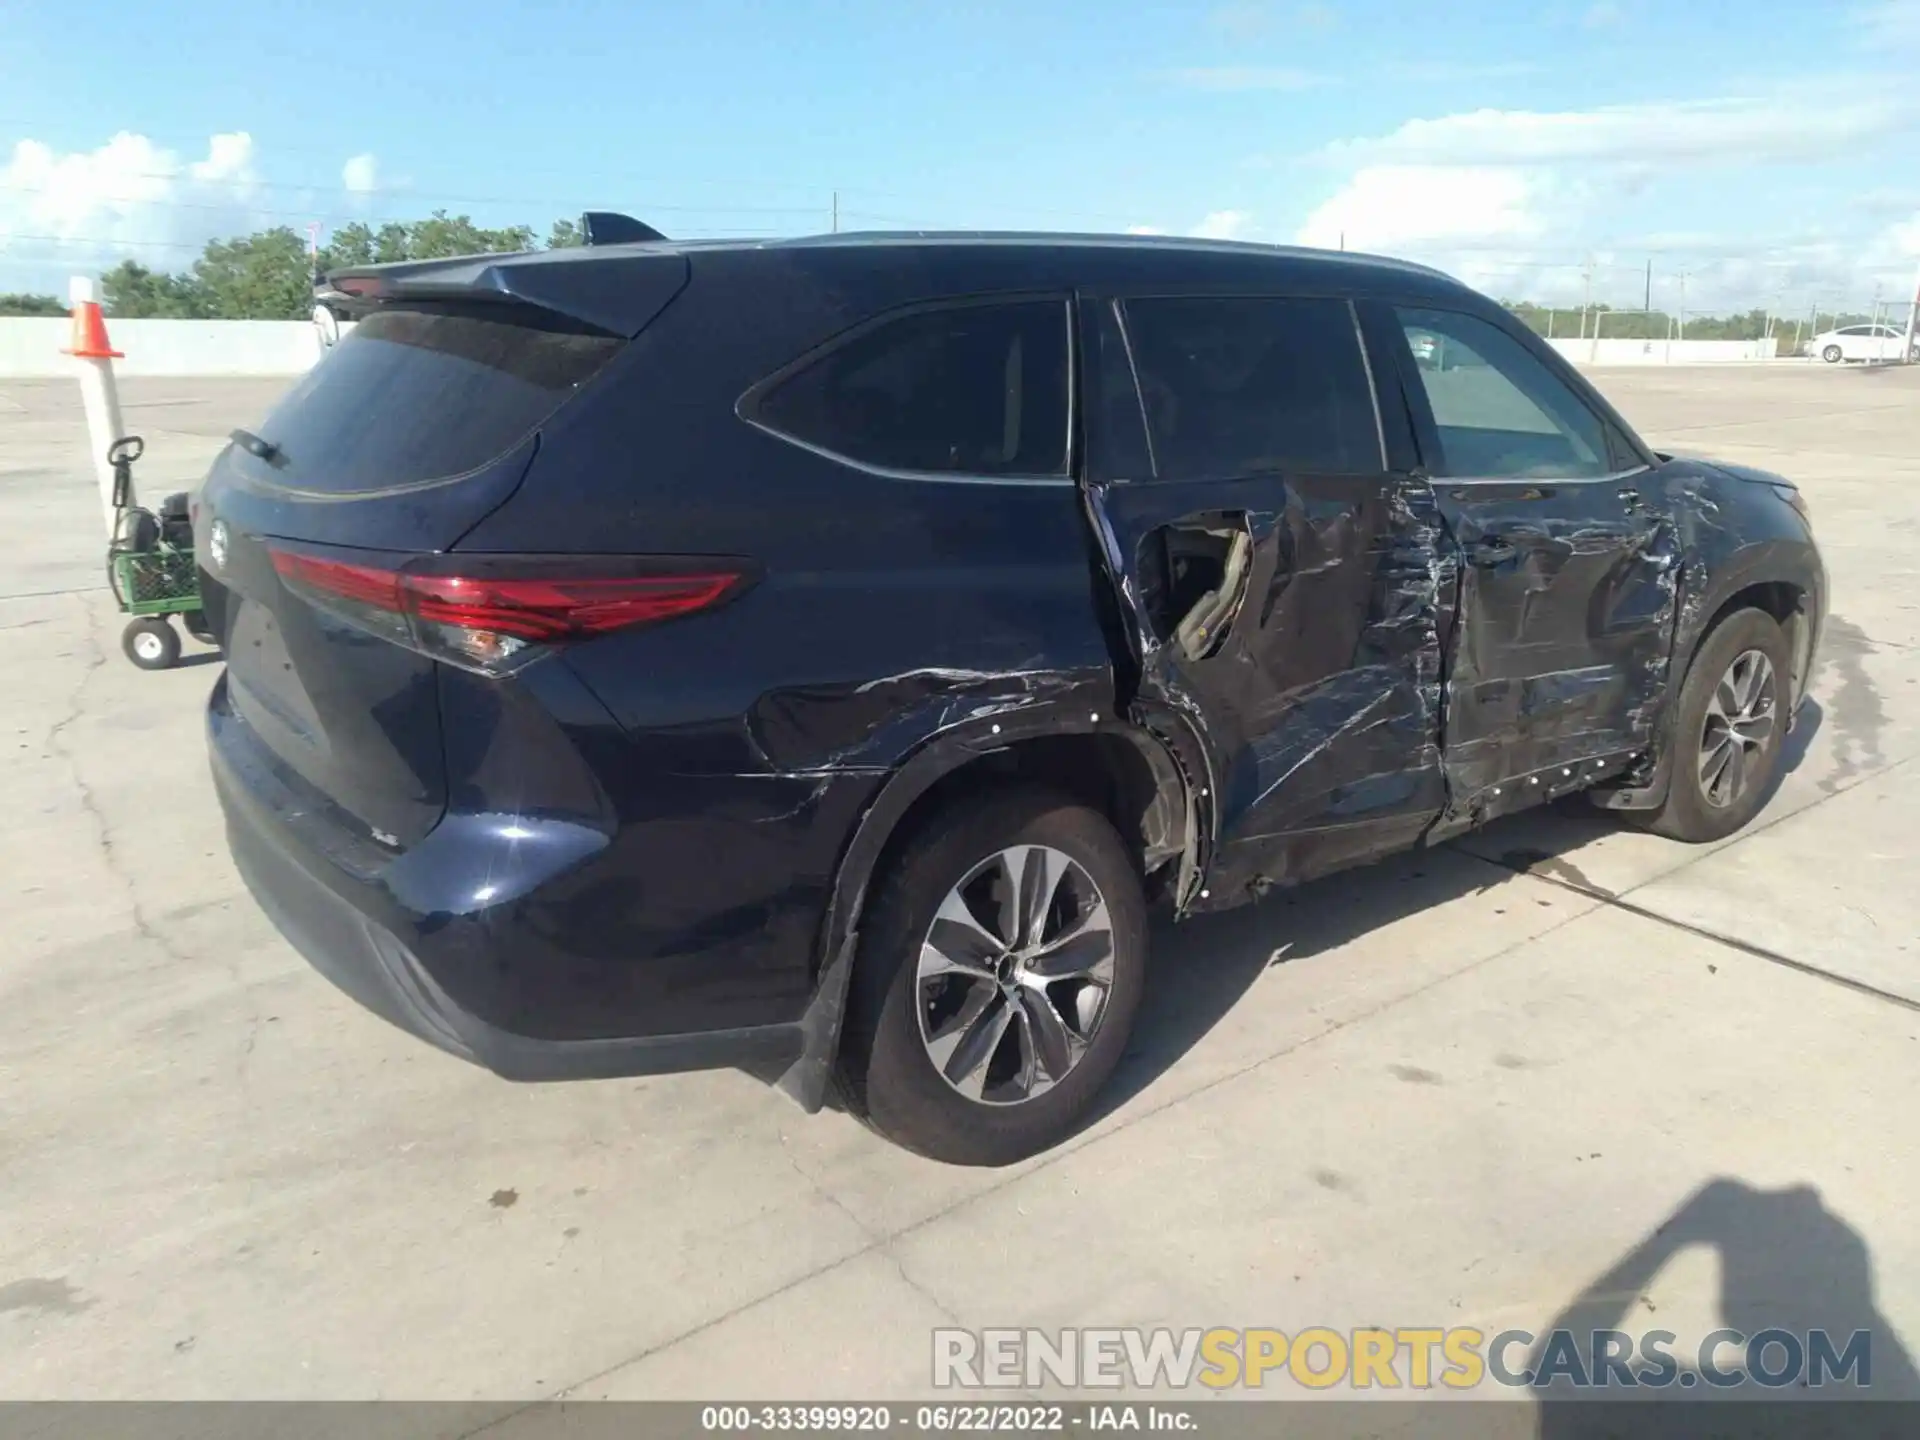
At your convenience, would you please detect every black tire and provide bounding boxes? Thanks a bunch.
[1630,608,1791,843]
[840,788,1149,1166]
[1821,344,1843,364]
[122,617,180,671]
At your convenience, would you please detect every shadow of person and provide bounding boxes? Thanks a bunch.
[1534,1178,1919,1438]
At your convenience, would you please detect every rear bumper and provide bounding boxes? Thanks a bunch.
[211,683,805,1084]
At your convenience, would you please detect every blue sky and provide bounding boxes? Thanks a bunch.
[3,0,1918,311]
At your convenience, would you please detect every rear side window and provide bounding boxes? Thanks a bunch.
[748,301,1070,477]
[1120,296,1383,480]
[250,306,623,493]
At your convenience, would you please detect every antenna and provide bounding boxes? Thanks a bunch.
[580,212,668,245]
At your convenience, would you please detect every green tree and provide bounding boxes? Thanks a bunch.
[96,212,573,319]
[0,292,67,317]
[101,260,209,318]
[546,217,583,249]
[191,226,313,320]
[403,210,536,259]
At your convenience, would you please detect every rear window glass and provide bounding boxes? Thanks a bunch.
[1121,296,1383,480]
[749,301,1070,476]
[249,307,623,492]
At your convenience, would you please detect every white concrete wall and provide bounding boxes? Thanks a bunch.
[1548,337,1782,365]
[0,318,328,377]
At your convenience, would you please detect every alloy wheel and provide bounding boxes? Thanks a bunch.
[1698,648,1777,809]
[915,845,1115,1106]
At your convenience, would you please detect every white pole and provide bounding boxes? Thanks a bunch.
[1906,259,1920,363]
[66,275,128,538]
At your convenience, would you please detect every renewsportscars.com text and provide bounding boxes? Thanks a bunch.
[933,1326,1876,1391]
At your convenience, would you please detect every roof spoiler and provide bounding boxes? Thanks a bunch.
[580,211,668,245]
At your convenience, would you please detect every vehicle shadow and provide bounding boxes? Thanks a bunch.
[1085,700,1825,1129]
[1532,1178,1919,1436]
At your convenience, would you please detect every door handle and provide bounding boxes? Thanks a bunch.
[1617,486,1645,510]
[1468,536,1517,567]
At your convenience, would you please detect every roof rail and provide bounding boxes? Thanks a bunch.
[581,211,668,245]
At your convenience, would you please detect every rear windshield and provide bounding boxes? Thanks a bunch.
[250,306,623,492]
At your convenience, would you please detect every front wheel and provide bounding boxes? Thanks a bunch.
[122,617,180,671]
[1822,344,1843,364]
[1630,608,1792,843]
[840,789,1149,1166]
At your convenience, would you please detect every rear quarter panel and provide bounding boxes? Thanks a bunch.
[450,252,1118,1027]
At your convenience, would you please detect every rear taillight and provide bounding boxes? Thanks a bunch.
[269,548,753,674]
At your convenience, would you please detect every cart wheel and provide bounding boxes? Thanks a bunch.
[123,617,180,671]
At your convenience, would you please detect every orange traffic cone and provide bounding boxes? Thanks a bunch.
[63,296,123,359]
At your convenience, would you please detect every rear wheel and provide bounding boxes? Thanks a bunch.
[1821,344,1843,364]
[122,617,180,671]
[1630,608,1791,843]
[840,789,1148,1166]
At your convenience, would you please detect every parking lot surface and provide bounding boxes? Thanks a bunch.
[2,365,1916,1401]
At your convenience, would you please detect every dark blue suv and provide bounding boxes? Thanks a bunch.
[198,229,1825,1164]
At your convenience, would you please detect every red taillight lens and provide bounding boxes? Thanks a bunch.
[270,548,751,673]
[401,572,740,641]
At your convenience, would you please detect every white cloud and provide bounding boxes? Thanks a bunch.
[1851,0,1920,48]
[0,131,382,291]
[1296,166,1549,252]
[1126,224,1166,235]
[1207,2,1338,38]
[1295,91,1920,310]
[1173,65,1327,92]
[1382,59,1540,83]
[1582,1,1624,28]
[0,131,264,285]
[341,153,379,194]
[1191,209,1256,241]
[1319,96,1911,168]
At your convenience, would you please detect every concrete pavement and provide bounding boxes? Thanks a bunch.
[1,366,1915,1402]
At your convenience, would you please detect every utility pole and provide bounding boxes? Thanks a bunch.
[1678,271,1689,342]
[1339,231,1345,251]
[831,191,839,234]
[1581,258,1592,340]
[1644,257,1652,314]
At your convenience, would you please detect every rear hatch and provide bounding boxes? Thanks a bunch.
[200,256,682,849]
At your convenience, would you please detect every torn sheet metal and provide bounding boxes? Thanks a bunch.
[1085,468,1450,911]
[1428,477,1681,823]
[746,663,1108,774]
[1587,455,1827,806]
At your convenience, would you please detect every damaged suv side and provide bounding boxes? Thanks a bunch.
[202,234,1824,1167]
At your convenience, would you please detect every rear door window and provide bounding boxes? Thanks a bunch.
[1393,306,1611,479]
[247,306,623,493]
[748,300,1071,477]
[1119,295,1384,480]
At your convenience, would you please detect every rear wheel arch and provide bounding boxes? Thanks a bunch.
[783,717,1194,1113]
[863,729,1192,908]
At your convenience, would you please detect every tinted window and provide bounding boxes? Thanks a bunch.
[250,306,623,493]
[1394,307,1610,479]
[752,301,1069,476]
[1121,296,1382,480]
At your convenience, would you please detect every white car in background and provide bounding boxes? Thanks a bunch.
[1803,324,1915,364]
